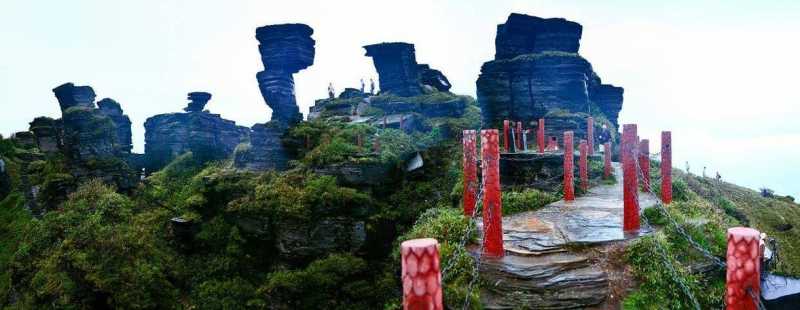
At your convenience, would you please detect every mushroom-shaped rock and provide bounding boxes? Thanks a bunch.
[184,92,212,112]
[52,83,96,111]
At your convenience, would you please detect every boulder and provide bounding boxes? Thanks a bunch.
[183,92,212,112]
[338,88,367,99]
[364,42,423,97]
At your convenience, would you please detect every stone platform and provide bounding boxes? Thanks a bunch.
[477,163,658,309]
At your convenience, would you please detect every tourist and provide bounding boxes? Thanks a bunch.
[328,82,335,99]
[370,78,376,95]
[360,78,365,93]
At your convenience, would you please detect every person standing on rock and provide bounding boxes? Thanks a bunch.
[370,78,376,95]
[360,78,365,93]
[328,82,335,99]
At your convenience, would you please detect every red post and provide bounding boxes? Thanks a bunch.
[661,131,672,204]
[587,117,594,156]
[516,122,523,150]
[604,142,612,179]
[725,227,761,310]
[481,129,503,257]
[401,238,443,310]
[537,118,545,154]
[462,130,478,217]
[503,120,510,153]
[563,131,575,201]
[622,124,640,231]
[639,139,650,192]
[579,140,588,192]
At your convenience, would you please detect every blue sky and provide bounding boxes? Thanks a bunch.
[1,0,798,198]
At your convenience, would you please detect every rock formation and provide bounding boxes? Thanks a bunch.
[144,92,249,172]
[363,42,452,96]
[477,13,624,128]
[52,82,137,191]
[255,23,315,124]
[235,23,316,171]
[97,98,133,155]
[28,117,62,154]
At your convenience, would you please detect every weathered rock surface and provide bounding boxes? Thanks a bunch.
[97,98,133,155]
[183,92,212,112]
[28,117,62,154]
[144,93,249,172]
[313,160,394,187]
[495,13,583,59]
[255,23,315,124]
[52,83,137,192]
[364,42,452,97]
[233,122,289,171]
[11,131,37,149]
[478,13,624,132]
[275,217,366,261]
[478,164,658,309]
[0,158,9,201]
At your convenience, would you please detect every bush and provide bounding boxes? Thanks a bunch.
[502,188,559,215]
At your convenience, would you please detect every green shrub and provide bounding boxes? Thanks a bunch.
[502,188,559,215]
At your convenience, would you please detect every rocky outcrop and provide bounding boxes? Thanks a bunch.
[364,42,452,96]
[0,158,9,201]
[97,98,133,155]
[28,117,62,154]
[495,13,582,59]
[477,13,624,130]
[255,23,315,124]
[52,83,137,192]
[144,92,249,172]
[183,92,211,113]
[274,217,366,261]
[236,23,316,171]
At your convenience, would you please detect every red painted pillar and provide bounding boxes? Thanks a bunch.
[604,142,612,179]
[661,131,672,204]
[502,120,510,153]
[516,122,523,150]
[587,117,595,156]
[462,130,478,217]
[563,131,575,201]
[639,139,651,192]
[537,118,545,154]
[725,227,761,310]
[401,238,443,310]
[481,129,504,257]
[579,140,588,192]
[622,124,640,231]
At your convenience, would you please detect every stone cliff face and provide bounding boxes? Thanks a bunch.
[145,92,249,172]
[364,42,451,97]
[52,83,137,191]
[28,117,62,154]
[477,13,624,129]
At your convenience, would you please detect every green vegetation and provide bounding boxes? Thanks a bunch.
[502,188,559,215]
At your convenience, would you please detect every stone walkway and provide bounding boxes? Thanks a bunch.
[478,163,659,309]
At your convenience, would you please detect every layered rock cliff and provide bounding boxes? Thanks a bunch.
[477,13,624,129]
[52,83,137,192]
[364,42,451,97]
[144,92,249,172]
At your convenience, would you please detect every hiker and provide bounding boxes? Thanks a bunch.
[716,171,721,182]
[370,78,376,95]
[328,82,335,99]
[360,79,365,93]
[686,161,690,174]
[702,166,707,178]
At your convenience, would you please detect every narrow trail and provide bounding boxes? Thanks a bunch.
[478,162,659,309]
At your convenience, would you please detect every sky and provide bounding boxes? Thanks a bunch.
[1,0,798,198]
